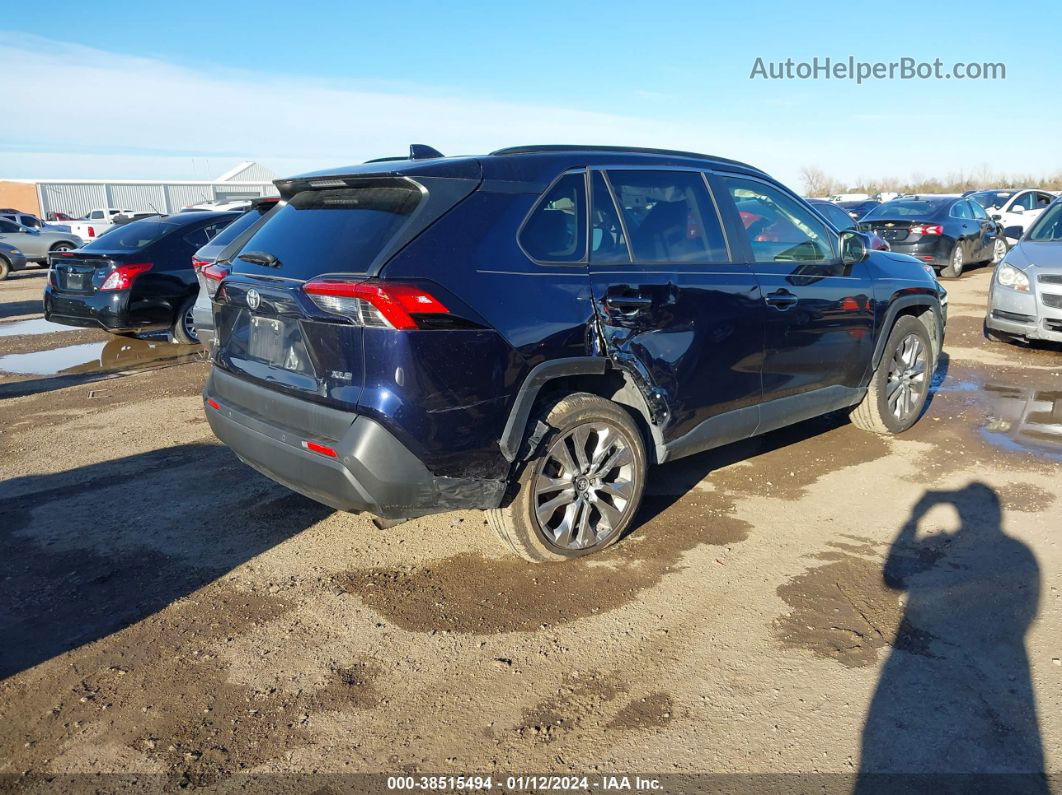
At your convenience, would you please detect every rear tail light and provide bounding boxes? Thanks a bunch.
[192,258,210,271]
[201,263,229,298]
[87,226,96,237]
[302,278,449,330]
[99,262,152,291]
[911,224,943,236]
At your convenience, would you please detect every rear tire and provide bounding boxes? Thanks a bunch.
[850,315,933,435]
[49,242,76,253]
[488,393,647,562]
[0,255,9,281]
[171,296,199,344]
[940,241,964,279]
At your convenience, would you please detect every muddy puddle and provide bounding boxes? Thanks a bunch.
[0,318,82,338]
[925,367,1062,462]
[0,337,203,377]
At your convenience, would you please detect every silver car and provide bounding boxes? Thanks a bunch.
[0,217,83,263]
[986,198,1062,345]
[0,241,29,280]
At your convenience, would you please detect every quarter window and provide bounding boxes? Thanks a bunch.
[605,170,726,263]
[724,177,834,264]
[590,172,630,264]
[520,172,587,263]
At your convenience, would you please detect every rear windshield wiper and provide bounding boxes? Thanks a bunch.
[238,250,281,268]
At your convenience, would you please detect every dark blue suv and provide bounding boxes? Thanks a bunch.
[203,145,946,562]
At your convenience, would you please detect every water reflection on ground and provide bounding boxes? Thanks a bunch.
[0,337,204,377]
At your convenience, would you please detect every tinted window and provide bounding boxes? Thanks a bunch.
[1028,203,1062,241]
[235,185,421,278]
[607,170,726,263]
[82,219,172,250]
[969,191,1013,209]
[88,210,104,220]
[950,201,972,219]
[969,201,989,220]
[590,172,629,264]
[20,215,40,227]
[0,219,20,233]
[725,177,834,264]
[1014,192,1038,211]
[183,219,233,249]
[521,172,587,263]
[206,204,276,252]
[1036,192,1054,208]
[812,201,855,230]
[862,200,948,220]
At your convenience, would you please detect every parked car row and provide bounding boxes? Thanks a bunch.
[0,217,82,279]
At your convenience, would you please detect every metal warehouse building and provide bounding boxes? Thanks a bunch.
[0,161,280,219]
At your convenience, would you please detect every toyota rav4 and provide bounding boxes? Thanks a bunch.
[203,145,946,562]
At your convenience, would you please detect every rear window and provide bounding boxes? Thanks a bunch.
[207,204,275,251]
[233,186,421,278]
[82,219,172,250]
[862,200,948,220]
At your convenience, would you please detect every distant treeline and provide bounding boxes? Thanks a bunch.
[800,165,1062,197]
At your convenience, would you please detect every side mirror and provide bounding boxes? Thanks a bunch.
[1011,205,1025,215]
[1003,225,1024,240]
[840,230,868,266]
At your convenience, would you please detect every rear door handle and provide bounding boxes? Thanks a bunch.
[605,293,652,311]
[765,289,798,309]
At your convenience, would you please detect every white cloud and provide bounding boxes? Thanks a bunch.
[0,33,785,182]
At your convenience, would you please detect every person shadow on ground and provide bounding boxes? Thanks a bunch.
[856,483,1048,794]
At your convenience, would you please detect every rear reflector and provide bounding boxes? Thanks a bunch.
[302,440,338,458]
[100,262,153,292]
[206,398,221,411]
[302,278,449,330]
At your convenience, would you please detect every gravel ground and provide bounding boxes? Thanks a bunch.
[0,262,1059,789]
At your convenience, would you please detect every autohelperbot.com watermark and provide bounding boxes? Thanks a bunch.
[750,56,1006,83]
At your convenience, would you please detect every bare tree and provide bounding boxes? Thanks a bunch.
[800,166,840,197]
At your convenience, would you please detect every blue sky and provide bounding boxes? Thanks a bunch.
[2,0,1059,190]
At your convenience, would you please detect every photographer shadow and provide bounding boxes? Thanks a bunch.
[857,483,1046,793]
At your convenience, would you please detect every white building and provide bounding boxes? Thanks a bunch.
[0,161,280,219]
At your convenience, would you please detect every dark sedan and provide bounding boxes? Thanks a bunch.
[857,197,1006,278]
[837,199,880,221]
[44,211,238,342]
[806,199,890,251]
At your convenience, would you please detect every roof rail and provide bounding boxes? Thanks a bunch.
[488,144,763,171]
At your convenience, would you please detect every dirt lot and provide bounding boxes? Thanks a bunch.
[1,263,1060,789]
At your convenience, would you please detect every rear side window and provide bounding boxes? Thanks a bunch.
[206,205,275,251]
[235,185,421,278]
[606,170,727,263]
[520,172,587,263]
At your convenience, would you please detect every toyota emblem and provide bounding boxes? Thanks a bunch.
[246,289,261,311]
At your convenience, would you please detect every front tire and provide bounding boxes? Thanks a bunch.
[850,315,933,435]
[50,242,76,253]
[0,255,9,281]
[488,393,647,562]
[940,241,965,279]
[171,296,199,344]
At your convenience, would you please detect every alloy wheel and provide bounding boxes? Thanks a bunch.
[951,245,964,275]
[993,239,1006,264]
[182,307,198,343]
[533,422,635,551]
[886,333,928,421]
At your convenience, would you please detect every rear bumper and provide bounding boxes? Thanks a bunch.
[886,238,950,268]
[203,367,505,518]
[44,285,169,333]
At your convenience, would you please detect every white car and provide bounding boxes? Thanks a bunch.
[968,189,1057,244]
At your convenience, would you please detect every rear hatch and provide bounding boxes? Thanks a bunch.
[213,171,480,409]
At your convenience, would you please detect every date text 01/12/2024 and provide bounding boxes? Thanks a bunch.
[386,775,664,791]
